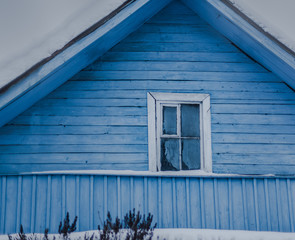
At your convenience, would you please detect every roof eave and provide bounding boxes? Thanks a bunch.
[0,0,135,95]
[0,0,172,128]
[182,0,295,91]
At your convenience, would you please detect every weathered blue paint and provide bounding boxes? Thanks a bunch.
[0,1,295,174]
[1,174,295,234]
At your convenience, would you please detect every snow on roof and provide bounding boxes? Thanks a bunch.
[229,0,295,54]
[0,0,126,90]
[2,0,294,93]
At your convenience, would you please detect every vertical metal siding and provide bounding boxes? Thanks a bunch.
[1,174,295,234]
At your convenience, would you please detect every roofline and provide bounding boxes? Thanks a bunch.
[182,0,295,91]
[0,0,172,128]
[222,0,295,58]
[0,0,135,94]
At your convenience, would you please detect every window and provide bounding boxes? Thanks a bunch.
[147,92,212,172]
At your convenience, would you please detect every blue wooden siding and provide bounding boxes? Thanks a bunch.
[1,0,295,174]
[1,174,295,234]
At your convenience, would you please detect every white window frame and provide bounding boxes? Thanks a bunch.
[147,92,212,173]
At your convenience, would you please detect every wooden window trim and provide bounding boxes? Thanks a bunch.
[147,92,212,173]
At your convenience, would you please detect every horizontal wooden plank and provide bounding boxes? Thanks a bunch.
[32,97,295,108]
[158,8,196,16]
[24,106,147,116]
[74,70,280,82]
[0,143,295,155]
[10,116,147,126]
[214,153,295,165]
[123,32,228,43]
[48,90,295,101]
[212,124,295,134]
[211,99,295,104]
[213,144,295,154]
[34,99,146,107]
[0,153,147,164]
[60,80,290,92]
[0,134,147,145]
[27,102,295,115]
[101,51,251,62]
[35,98,295,109]
[148,14,207,24]
[48,90,147,99]
[213,164,295,174]
[212,114,295,125]
[210,91,295,100]
[0,125,147,135]
[110,42,239,52]
[153,6,201,16]
[212,104,295,114]
[148,18,206,25]
[0,163,148,173]
[87,61,267,72]
[2,123,294,136]
[136,24,219,33]
[212,133,295,144]
[0,144,147,154]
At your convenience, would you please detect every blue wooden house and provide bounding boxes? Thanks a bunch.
[1,0,295,234]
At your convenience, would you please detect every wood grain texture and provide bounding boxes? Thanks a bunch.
[0,0,295,174]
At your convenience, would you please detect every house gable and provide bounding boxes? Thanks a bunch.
[0,0,295,175]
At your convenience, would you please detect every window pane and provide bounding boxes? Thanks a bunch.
[161,138,179,171]
[181,104,200,137]
[163,106,177,135]
[181,139,200,170]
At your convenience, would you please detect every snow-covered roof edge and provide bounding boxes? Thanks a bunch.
[222,0,295,58]
[0,0,172,128]
[0,0,134,94]
[183,0,295,91]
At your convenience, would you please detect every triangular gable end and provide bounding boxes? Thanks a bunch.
[1,0,295,129]
[1,1,295,175]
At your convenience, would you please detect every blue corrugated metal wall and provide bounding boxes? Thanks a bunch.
[0,1,295,174]
[1,174,295,234]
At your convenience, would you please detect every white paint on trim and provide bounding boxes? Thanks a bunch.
[147,92,212,173]
[147,92,157,172]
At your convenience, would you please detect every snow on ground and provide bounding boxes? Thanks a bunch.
[229,0,295,53]
[1,229,295,240]
[0,0,126,89]
[154,229,295,240]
